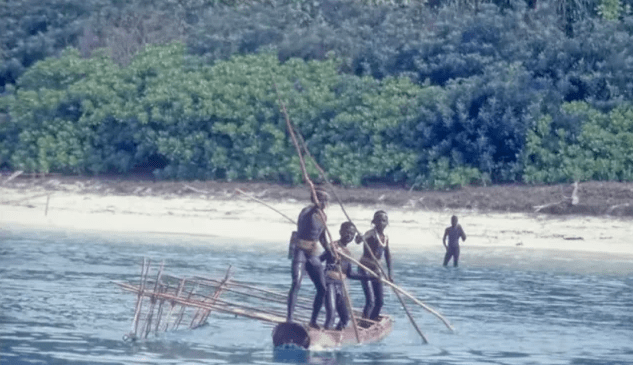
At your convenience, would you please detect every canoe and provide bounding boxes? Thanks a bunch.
[116,260,400,348]
[272,315,393,350]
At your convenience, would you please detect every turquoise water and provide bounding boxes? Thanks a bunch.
[1,228,632,365]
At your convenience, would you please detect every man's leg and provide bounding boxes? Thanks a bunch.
[443,248,453,267]
[369,279,384,320]
[287,251,306,322]
[335,286,349,330]
[305,256,326,328]
[453,246,460,267]
[359,268,375,319]
[323,283,337,330]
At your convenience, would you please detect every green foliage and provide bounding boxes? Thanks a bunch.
[314,76,422,186]
[3,46,135,173]
[0,0,105,91]
[3,0,633,189]
[523,102,633,183]
[598,0,624,20]
[1,44,433,186]
[424,157,489,190]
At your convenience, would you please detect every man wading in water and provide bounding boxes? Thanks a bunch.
[442,215,467,267]
[287,187,331,329]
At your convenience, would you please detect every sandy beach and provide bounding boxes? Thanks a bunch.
[2,177,633,276]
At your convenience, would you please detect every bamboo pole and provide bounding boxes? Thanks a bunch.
[235,188,296,223]
[142,261,164,338]
[116,282,313,326]
[336,250,454,332]
[116,274,382,330]
[154,285,167,334]
[193,276,305,303]
[174,283,199,330]
[119,287,289,324]
[194,265,232,327]
[207,282,313,313]
[163,278,186,332]
[157,276,324,325]
[191,276,370,320]
[272,78,361,342]
[132,258,150,338]
[119,280,292,321]
[204,296,289,319]
[116,283,289,323]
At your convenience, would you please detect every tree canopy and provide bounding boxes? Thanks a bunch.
[2,0,633,188]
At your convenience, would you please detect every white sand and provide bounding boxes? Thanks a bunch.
[2,185,632,273]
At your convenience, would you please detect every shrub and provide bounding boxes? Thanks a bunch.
[523,101,633,183]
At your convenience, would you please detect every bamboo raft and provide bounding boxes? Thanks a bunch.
[115,258,393,348]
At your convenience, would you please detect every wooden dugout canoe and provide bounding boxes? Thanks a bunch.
[272,315,394,350]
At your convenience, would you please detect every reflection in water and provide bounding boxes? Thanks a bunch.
[274,347,361,365]
[1,228,632,365]
[273,345,309,363]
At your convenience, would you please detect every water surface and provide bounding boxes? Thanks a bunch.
[1,228,632,365]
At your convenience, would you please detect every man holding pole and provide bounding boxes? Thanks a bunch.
[287,187,330,329]
[320,221,366,330]
[356,210,392,321]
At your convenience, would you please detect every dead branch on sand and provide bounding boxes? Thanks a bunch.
[533,182,579,213]
[2,170,23,185]
[606,203,631,215]
[183,184,209,195]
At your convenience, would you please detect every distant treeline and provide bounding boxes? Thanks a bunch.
[1,0,633,188]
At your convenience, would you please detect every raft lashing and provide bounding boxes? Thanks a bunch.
[115,258,393,348]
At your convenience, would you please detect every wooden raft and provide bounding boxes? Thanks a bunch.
[115,258,355,341]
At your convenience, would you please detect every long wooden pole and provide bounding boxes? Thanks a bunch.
[192,276,377,324]
[273,78,361,342]
[162,278,186,332]
[234,188,296,223]
[195,278,314,312]
[198,265,232,326]
[154,285,167,334]
[118,284,288,324]
[195,275,372,322]
[116,279,378,328]
[117,281,289,320]
[132,258,150,338]
[142,261,164,338]
[336,250,454,332]
[174,283,199,330]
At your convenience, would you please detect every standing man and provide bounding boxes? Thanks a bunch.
[320,221,365,330]
[356,210,392,321]
[442,215,466,267]
[287,187,330,329]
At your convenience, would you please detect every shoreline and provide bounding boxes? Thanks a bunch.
[2,183,632,262]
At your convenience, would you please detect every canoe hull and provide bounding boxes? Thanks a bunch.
[272,315,393,350]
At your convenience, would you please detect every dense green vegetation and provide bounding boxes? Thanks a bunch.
[1,0,633,189]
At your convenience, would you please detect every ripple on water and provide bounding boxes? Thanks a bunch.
[1,229,632,365]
